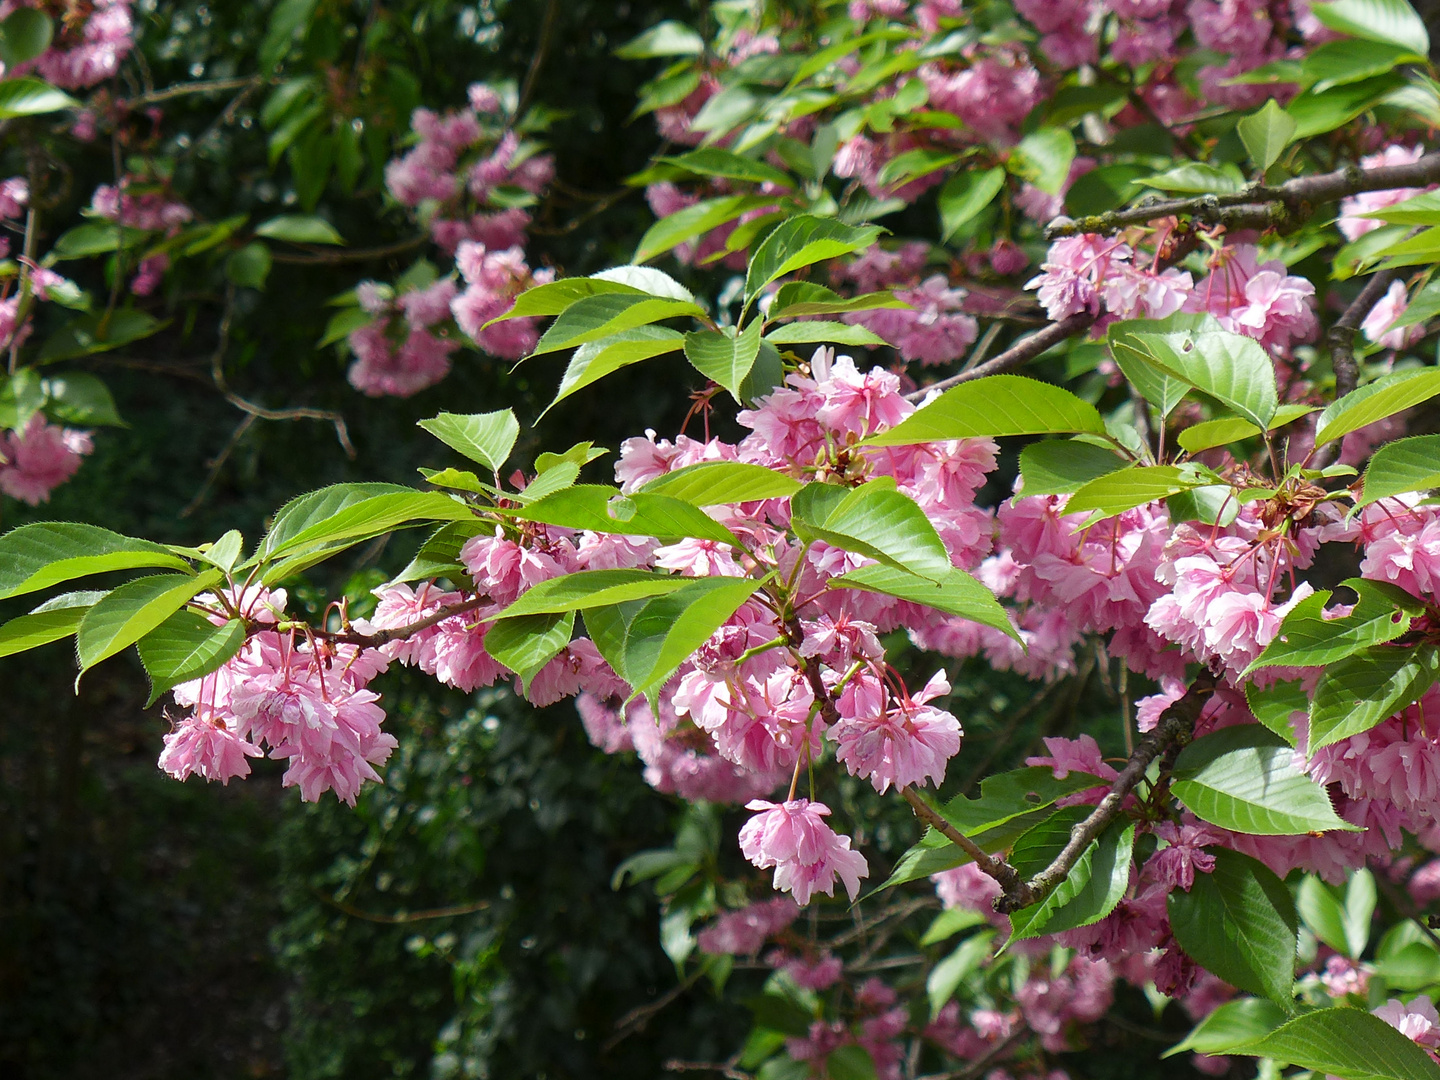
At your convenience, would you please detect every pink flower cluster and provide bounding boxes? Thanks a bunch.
[449,241,555,360]
[347,278,462,397]
[0,416,93,505]
[160,588,396,805]
[831,245,980,366]
[89,180,194,234]
[2,0,136,89]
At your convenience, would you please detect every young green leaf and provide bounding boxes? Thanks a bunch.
[1359,433,1440,505]
[532,294,705,357]
[640,461,802,504]
[744,215,884,302]
[0,591,102,658]
[0,77,77,119]
[0,522,191,600]
[938,167,1006,241]
[260,482,416,558]
[791,481,952,581]
[1237,99,1297,171]
[494,570,694,619]
[264,491,474,559]
[1244,679,1307,745]
[136,610,247,707]
[1303,38,1426,94]
[1171,725,1358,835]
[545,326,685,414]
[1308,643,1440,752]
[504,485,741,546]
[1162,998,1288,1058]
[417,410,520,472]
[1007,128,1076,195]
[634,195,772,263]
[1176,403,1317,454]
[75,570,224,684]
[485,611,575,689]
[926,931,995,1017]
[1007,812,1135,942]
[1129,328,1278,431]
[831,564,1019,641]
[862,375,1107,446]
[1017,440,1128,497]
[1167,848,1298,1006]
[684,321,763,399]
[254,214,345,245]
[767,282,905,319]
[1065,465,1210,520]
[1315,369,1440,447]
[1297,869,1376,959]
[1246,579,1421,672]
[485,277,645,324]
[657,148,795,188]
[1310,0,1430,56]
[764,321,889,347]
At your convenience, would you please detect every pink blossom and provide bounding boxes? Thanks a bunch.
[0,177,27,219]
[1146,821,1220,890]
[129,254,169,296]
[1339,145,1428,241]
[831,671,963,793]
[1321,955,1370,998]
[697,897,800,955]
[932,862,1003,914]
[1374,996,1440,1048]
[739,799,869,905]
[158,715,263,784]
[1363,280,1425,351]
[0,416,93,505]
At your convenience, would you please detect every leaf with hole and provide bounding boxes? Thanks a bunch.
[1246,579,1421,672]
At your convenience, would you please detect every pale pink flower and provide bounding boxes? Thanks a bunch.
[831,671,963,793]
[1374,996,1440,1048]
[1362,280,1426,351]
[1339,145,1428,241]
[0,416,93,505]
[158,716,263,784]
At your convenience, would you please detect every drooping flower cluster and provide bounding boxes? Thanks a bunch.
[4,0,136,89]
[0,416,93,505]
[347,278,462,397]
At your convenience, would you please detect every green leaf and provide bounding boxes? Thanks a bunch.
[268,492,474,563]
[226,242,272,289]
[417,410,519,473]
[641,462,801,505]
[876,148,960,190]
[50,222,152,259]
[1357,190,1440,226]
[1309,644,1440,752]
[1008,815,1135,942]
[831,563,1019,641]
[39,372,123,428]
[0,9,53,66]
[1163,998,1288,1058]
[1311,0,1430,56]
[1065,465,1209,519]
[1237,100,1298,171]
[1176,404,1318,453]
[200,530,244,573]
[260,483,415,558]
[1247,579,1421,671]
[490,278,648,323]
[825,1045,878,1080]
[38,309,165,362]
[1316,369,1440,447]
[881,768,1106,889]
[1245,679,1306,744]
[584,576,759,701]
[764,321,889,347]
[1360,434,1440,505]
[744,215,884,303]
[260,0,317,68]
[1303,38,1425,94]
[926,931,995,1017]
[254,214,344,245]
[918,907,988,947]
[1286,73,1407,140]
[544,327,684,414]
[318,306,371,348]
[0,523,190,600]
[1007,128,1076,196]
[533,293,705,357]
[634,195,773,263]
[504,485,740,546]
[1108,315,1220,418]
[862,374,1107,447]
[1129,328,1278,431]
[658,148,794,188]
[1234,1007,1440,1080]
[685,322,763,399]
[136,610,247,707]
[791,481,952,581]
[0,77,76,119]
[512,462,580,503]
[1167,848,1298,1005]
[1171,725,1357,836]
[391,521,484,584]
[75,570,223,683]
[1136,162,1246,195]
[1297,869,1376,959]
[1017,440,1128,496]
[615,20,705,58]
[0,368,44,431]
[938,167,1005,241]
[767,282,905,319]
[1372,941,1440,989]
[0,593,98,658]
[485,611,575,688]
[589,266,697,302]
[494,570,693,619]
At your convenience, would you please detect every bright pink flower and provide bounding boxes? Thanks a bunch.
[0,416,93,505]
[1146,822,1220,890]
[739,799,869,905]
[1374,996,1440,1048]
[158,715,263,784]
[1363,280,1426,351]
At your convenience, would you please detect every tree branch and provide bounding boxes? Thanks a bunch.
[903,313,1095,402]
[1045,152,1440,240]
[1329,269,1399,401]
[993,667,1220,913]
[304,596,488,648]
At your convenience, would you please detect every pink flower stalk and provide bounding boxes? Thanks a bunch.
[739,799,869,905]
[831,671,963,793]
[0,416,93,505]
[1183,244,1317,351]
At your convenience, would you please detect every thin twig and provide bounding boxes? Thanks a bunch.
[267,234,428,265]
[993,667,1220,913]
[122,76,259,107]
[900,788,1025,894]
[320,893,491,924]
[662,1058,752,1080]
[604,967,706,1052]
[304,596,487,647]
[915,1030,1026,1080]
[904,313,1095,401]
[516,0,561,120]
[181,413,256,518]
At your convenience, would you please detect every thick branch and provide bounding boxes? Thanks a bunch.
[993,667,1220,914]
[903,313,1095,402]
[1046,152,1440,240]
